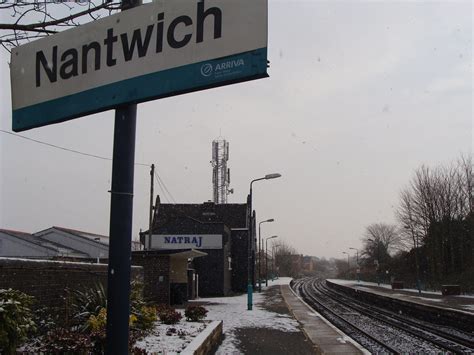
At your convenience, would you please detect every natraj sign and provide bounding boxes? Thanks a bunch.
[151,234,222,250]
[10,0,268,132]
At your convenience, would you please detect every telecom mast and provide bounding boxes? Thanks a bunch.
[211,138,233,204]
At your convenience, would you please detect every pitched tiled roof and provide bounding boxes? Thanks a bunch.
[152,202,247,232]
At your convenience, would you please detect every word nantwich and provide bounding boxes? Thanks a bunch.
[35,2,222,87]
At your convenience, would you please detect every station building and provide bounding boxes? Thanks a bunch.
[139,201,254,302]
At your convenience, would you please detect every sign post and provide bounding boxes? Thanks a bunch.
[105,2,139,353]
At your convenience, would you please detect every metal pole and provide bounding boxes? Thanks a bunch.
[413,230,422,294]
[148,164,154,250]
[265,238,269,287]
[377,244,380,286]
[106,2,140,351]
[271,245,275,281]
[356,250,360,282]
[258,222,261,292]
[247,192,253,310]
[106,103,137,354]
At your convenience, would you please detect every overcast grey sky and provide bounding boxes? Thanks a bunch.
[0,1,472,258]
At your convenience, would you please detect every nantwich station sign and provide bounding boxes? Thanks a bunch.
[10,0,268,131]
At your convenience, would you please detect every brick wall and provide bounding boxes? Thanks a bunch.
[231,229,249,293]
[131,251,170,304]
[0,258,143,311]
[193,248,225,297]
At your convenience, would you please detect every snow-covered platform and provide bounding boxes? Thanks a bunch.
[328,279,474,315]
[282,283,367,354]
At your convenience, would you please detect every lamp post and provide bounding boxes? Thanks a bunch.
[404,225,421,294]
[272,243,279,281]
[349,247,360,282]
[258,219,274,292]
[247,173,281,311]
[342,251,350,272]
[367,238,381,285]
[265,236,278,286]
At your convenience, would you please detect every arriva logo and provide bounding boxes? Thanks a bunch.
[200,63,213,77]
[200,59,245,77]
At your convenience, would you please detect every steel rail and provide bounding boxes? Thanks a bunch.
[293,278,399,354]
[318,281,474,353]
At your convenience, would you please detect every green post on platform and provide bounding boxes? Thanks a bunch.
[247,284,253,310]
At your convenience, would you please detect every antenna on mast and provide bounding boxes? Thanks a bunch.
[211,137,233,204]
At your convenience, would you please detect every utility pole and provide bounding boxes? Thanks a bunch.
[148,164,155,250]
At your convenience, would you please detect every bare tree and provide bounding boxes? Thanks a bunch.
[273,240,302,277]
[0,0,121,52]
[396,155,473,278]
[361,223,404,265]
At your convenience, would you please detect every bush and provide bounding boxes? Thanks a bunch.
[158,308,182,325]
[38,328,92,353]
[134,305,157,330]
[184,305,208,322]
[70,283,107,330]
[0,288,36,354]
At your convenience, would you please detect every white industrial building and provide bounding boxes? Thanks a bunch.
[0,226,141,260]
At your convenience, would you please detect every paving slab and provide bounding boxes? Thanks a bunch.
[281,285,367,355]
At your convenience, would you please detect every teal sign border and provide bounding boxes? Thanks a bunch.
[13,48,267,132]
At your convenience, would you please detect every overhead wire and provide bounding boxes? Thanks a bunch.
[0,129,176,200]
[0,129,149,167]
[154,170,176,203]
[154,168,176,203]
[153,173,169,203]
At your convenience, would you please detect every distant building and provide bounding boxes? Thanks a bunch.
[0,229,87,259]
[0,226,142,261]
[302,256,316,274]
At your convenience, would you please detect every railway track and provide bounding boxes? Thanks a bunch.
[291,277,474,354]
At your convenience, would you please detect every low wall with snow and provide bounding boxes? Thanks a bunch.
[0,258,143,313]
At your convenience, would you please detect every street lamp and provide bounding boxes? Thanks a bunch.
[404,225,421,294]
[349,247,360,282]
[342,251,350,269]
[266,236,278,286]
[272,243,280,281]
[247,173,281,310]
[258,218,274,292]
[367,238,381,286]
